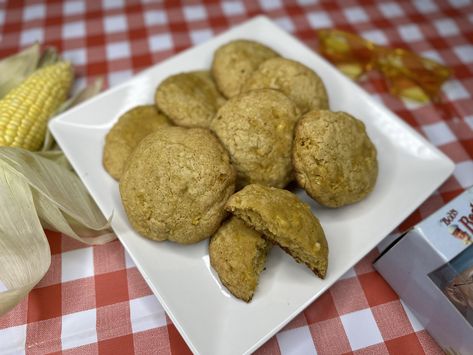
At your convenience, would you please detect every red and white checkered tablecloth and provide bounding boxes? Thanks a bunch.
[1,0,472,354]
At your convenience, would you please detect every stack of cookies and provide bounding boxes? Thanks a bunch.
[102,40,378,302]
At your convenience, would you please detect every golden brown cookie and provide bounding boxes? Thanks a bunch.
[210,89,299,188]
[119,126,236,244]
[209,217,271,302]
[225,184,328,279]
[155,71,226,128]
[211,40,279,98]
[292,110,378,208]
[241,57,329,114]
[103,105,171,180]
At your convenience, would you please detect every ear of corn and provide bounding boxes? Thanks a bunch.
[0,61,73,151]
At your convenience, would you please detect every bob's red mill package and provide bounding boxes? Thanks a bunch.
[374,187,473,354]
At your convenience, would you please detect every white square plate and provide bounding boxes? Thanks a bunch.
[49,16,454,355]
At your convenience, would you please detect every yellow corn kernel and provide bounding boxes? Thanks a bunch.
[0,61,73,150]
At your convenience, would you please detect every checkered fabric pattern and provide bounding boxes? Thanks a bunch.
[0,0,472,354]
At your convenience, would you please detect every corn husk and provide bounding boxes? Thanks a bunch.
[0,45,112,316]
[0,43,40,99]
[38,47,59,68]
[0,148,115,315]
[0,167,50,313]
[36,150,72,169]
[42,77,104,151]
[64,77,104,109]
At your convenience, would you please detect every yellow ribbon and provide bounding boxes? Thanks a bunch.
[317,29,452,103]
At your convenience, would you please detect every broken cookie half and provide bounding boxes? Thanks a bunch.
[209,216,271,302]
[225,184,329,279]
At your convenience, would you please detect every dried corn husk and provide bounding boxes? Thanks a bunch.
[42,77,104,151]
[38,47,59,68]
[0,45,112,316]
[0,43,40,99]
[0,167,50,313]
[0,148,115,315]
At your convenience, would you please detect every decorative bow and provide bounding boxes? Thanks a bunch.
[317,29,452,103]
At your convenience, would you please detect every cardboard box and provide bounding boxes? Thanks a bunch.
[374,187,473,354]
